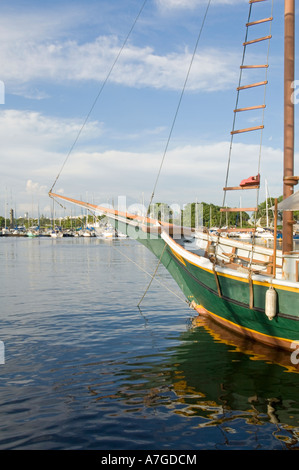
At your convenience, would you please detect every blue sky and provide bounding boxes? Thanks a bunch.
[0,0,297,219]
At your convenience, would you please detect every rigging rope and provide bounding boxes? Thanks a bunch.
[252,0,274,226]
[111,243,188,306]
[50,0,148,193]
[219,0,274,270]
[221,4,253,211]
[147,0,212,213]
[137,242,167,306]
[247,0,274,270]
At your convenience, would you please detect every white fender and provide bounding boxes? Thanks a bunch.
[265,286,277,320]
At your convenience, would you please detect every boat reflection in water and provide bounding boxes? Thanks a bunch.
[169,313,299,448]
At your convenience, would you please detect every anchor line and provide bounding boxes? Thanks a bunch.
[138,242,167,307]
[111,243,188,306]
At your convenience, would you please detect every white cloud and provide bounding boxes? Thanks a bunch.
[26,179,48,196]
[0,110,102,151]
[0,1,251,98]
[0,1,284,218]
[155,0,247,11]
[0,109,104,211]
[0,106,284,215]
[49,141,284,211]
[0,35,239,94]
[0,1,241,95]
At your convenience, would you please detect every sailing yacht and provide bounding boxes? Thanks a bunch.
[50,1,299,353]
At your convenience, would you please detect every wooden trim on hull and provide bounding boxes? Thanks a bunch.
[48,192,299,351]
[193,303,295,352]
[161,230,299,294]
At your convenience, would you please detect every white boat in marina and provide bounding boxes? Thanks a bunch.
[102,226,116,238]
[237,232,253,240]
[97,224,116,239]
[255,227,274,240]
[50,229,64,238]
[116,231,128,238]
[27,228,40,237]
[49,0,299,353]
[82,229,96,237]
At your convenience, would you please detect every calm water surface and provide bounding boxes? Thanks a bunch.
[1,236,299,450]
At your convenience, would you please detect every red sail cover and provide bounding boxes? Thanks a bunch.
[239,174,260,187]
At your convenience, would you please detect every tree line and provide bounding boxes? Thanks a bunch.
[149,196,294,228]
[1,196,295,230]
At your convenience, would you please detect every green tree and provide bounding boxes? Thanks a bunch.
[0,216,7,228]
[181,202,249,228]
[149,203,173,222]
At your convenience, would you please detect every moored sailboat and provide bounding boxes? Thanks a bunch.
[50,0,299,353]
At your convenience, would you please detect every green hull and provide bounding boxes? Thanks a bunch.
[114,217,299,353]
[48,192,299,353]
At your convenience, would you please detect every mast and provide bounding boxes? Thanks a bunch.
[283,0,295,253]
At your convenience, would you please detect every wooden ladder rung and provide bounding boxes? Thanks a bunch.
[237,80,267,90]
[234,105,266,112]
[246,17,273,27]
[220,207,258,212]
[244,35,272,46]
[241,65,268,69]
[231,125,264,135]
[223,185,260,191]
